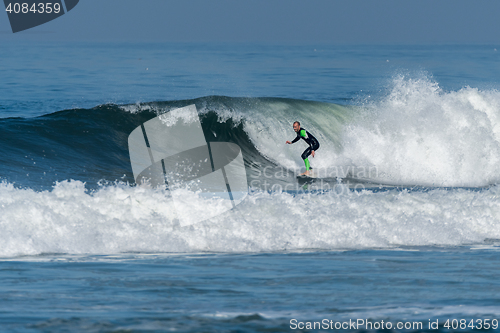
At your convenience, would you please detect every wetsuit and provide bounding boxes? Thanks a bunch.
[290,127,320,171]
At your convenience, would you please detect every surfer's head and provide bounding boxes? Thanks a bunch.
[293,121,300,132]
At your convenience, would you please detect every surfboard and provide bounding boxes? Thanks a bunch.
[296,169,320,179]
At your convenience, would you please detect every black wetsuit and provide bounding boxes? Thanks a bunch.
[291,127,320,169]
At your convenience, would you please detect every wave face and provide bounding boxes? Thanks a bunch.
[1,75,500,256]
[3,77,500,189]
[0,96,354,190]
[124,79,500,188]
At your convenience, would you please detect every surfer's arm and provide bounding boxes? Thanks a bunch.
[290,133,301,144]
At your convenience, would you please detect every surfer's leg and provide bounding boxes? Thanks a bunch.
[301,147,312,170]
[304,158,311,170]
[307,143,319,170]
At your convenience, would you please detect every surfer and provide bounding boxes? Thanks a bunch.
[286,121,320,176]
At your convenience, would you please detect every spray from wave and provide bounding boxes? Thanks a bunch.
[1,180,500,257]
[340,73,500,187]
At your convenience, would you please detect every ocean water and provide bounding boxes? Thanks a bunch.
[1,42,500,332]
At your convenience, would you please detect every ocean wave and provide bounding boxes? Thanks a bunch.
[1,74,500,190]
[0,180,499,257]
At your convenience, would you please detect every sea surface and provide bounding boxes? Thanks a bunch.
[1,42,500,332]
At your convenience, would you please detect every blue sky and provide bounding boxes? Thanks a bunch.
[2,0,500,44]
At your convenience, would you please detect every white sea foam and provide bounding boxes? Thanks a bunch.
[236,75,500,187]
[340,74,500,186]
[1,180,500,257]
